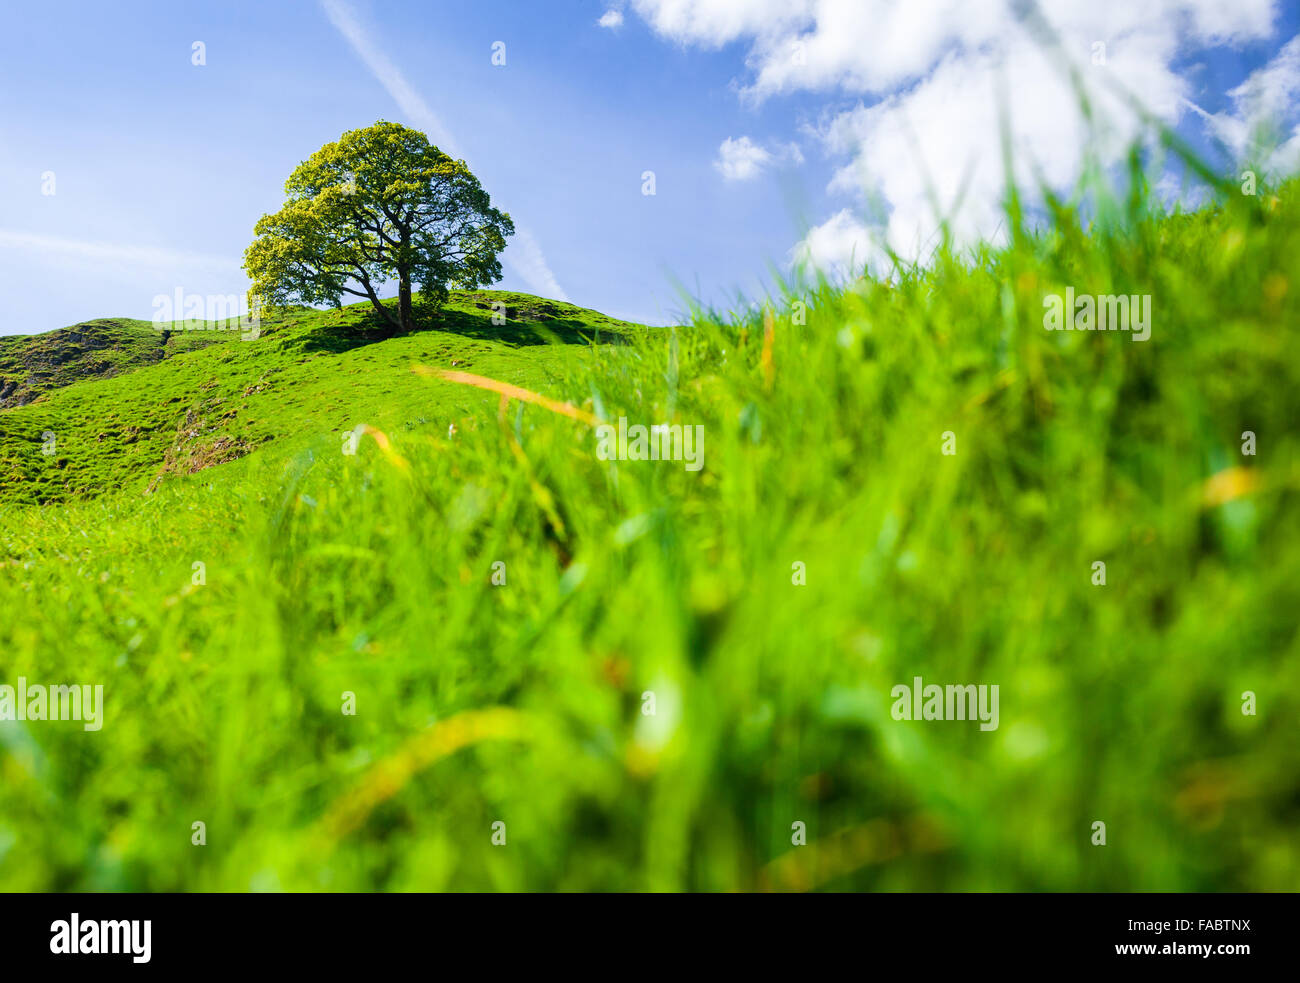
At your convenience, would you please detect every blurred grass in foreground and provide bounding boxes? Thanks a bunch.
[0,172,1297,892]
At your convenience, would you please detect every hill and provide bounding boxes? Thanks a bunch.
[0,290,636,505]
[0,183,1297,892]
[0,317,235,411]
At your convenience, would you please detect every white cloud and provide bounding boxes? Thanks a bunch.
[629,0,1286,276]
[632,0,1275,100]
[808,32,1187,266]
[1191,34,1300,176]
[630,0,814,50]
[714,136,773,180]
[318,0,568,301]
[788,209,875,278]
[599,9,625,29]
[713,136,804,180]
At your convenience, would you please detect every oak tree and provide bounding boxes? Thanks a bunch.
[244,121,514,336]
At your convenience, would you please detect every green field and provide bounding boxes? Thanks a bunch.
[0,180,1297,891]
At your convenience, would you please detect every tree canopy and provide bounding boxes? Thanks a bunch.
[244,121,514,336]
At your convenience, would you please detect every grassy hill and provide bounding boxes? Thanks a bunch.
[0,183,1297,892]
[0,290,634,505]
[0,317,235,411]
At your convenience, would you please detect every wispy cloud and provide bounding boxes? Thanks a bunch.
[1187,34,1300,176]
[318,0,568,302]
[318,0,463,159]
[509,228,570,302]
[0,229,240,274]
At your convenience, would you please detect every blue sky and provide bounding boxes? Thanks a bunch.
[1,0,1297,335]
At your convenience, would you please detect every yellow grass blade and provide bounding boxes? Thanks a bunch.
[1200,466,1260,507]
[356,424,411,474]
[318,707,531,843]
[759,814,948,892]
[413,366,601,427]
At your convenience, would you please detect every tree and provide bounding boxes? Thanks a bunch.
[244,121,514,336]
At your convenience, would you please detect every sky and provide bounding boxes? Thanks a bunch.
[0,0,1298,335]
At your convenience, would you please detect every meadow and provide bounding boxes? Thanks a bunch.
[0,174,1296,891]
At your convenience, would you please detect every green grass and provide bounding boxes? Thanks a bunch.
[0,317,234,411]
[0,181,1297,892]
[0,290,632,505]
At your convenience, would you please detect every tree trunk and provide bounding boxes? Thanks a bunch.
[396,225,414,334]
[398,273,413,335]
[357,275,401,337]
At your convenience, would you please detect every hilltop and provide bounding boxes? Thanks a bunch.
[0,290,638,505]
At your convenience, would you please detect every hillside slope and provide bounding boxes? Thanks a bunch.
[0,317,235,410]
[0,290,637,505]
